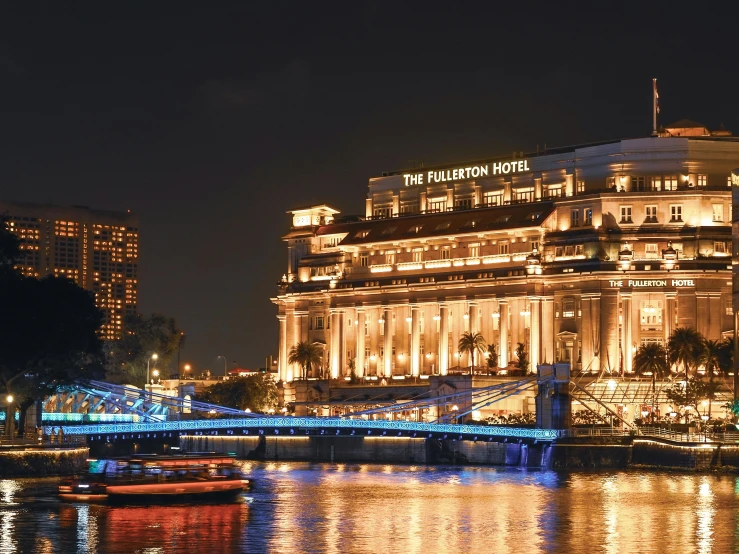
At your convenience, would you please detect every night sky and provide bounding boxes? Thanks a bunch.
[1,2,737,373]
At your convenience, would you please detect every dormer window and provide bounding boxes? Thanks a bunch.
[355,230,370,239]
[379,226,397,237]
[407,225,423,235]
[435,222,451,231]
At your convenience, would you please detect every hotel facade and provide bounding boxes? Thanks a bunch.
[0,201,139,341]
[274,124,739,386]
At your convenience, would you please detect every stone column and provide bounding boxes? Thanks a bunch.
[411,306,421,377]
[383,307,393,378]
[330,311,340,379]
[664,292,677,344]
[591,294,601,373]
[581,296,592,371]
[530,298,541,372]
[469,302,479,335]
[600,292,619,374]
[696,293,709,338]
[621,292,633,374]
[278,314,287,382]
[709,294,722,340]
[439,304,449,375]
[292,312,301,377]
[499,300,509,367]
[356,310,366,378]
[339,311,347,377]
[541,298,554,365]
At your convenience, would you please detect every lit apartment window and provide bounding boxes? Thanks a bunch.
[468,243,480,258]
[645,243,658,258]
[584,207,593,226]
[698,174,707,187]
[570,209,580,227]
[670,205,683,222]
[483,191,503,206]
[650,176,662,191]
[562,299,576,318]
[400,202,419,214]
[715,241,727,254]
[645,205,658,222]
[544,184,563,199]
[620,206,633,223]
[664,176,678,191]
[428,198,447,213]
[385,251,396,265]
[712,204,723,222]
[498,242,509,255]
[576,180,585,194]
[607,176,616,189]
[441,246,451,260]
[359,253,368,267]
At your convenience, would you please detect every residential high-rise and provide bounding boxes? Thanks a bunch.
[0,201,139,341]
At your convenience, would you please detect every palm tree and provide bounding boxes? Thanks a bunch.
[633,342,669,379]
[486,344,498,373]
[703,339,722,382]
[458,332,486,374]
[667,327,705,388]
[717,337,734,378]
[287,341,323,380]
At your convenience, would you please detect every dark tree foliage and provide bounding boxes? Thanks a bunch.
[106,313,184,386]
[0,218,20,271]
[0,275,104,434]
[198,374,279,413]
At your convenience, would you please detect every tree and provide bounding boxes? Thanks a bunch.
[667,327,704,387]
[664,378,720,422]
[486,344,498,373]
[0,275,103,436]
[703,339,722,382]
[514,342,529,374]
[633,342,669,378]
[458,332,486,373]
[198,374,279,413]
[0,218,20,273]
[717,337,734,377]
[106,313,184,386]
[287,341,323,380]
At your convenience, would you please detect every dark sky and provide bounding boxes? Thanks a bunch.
[1,2,737,373]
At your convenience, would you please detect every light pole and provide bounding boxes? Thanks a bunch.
[146,353,159,385]
[184,364,191,379]
[5,394,14,439]
[218,355,228,378]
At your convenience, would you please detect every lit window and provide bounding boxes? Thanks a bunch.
[698,174,707,187]
[712,204,723,222]
[441,246,451,260]
[645,243,658,258]
[468,243,480,258]
[498,242,509,255]
[583,208,593,226]
[663,176,678,191]
[562,300,576,318]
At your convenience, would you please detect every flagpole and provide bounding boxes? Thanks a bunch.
[652,78,658,136]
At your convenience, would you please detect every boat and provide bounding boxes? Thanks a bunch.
[59,453,251,504]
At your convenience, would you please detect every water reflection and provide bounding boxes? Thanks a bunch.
[0,466,737,553]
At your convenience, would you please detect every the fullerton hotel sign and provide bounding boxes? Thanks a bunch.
[608,279,695,288]
[403,159,530,186]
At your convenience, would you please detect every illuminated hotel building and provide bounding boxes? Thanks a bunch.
[274,123,739,384]
[0,201,139,340]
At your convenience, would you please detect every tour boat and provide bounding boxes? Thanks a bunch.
[59,453,251,504]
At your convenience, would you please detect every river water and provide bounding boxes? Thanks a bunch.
[1,462,739,553]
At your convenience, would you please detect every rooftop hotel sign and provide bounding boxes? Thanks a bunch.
[609,279,695,288]
[403,159,530,186]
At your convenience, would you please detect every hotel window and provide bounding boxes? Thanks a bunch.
[355,230,370,239]
[698,174,707,187]
[632,176,645,191]
[712,204,723,222]
[530,239,540,252]
[555,246,563,257]
[498,242,509,255]
[645,243,659,258]
[606,176,616,189]
[620,206,633,223]
[379,226,397,237]
[564,245,574,257]
[570,209,580,227]
[359,253,369,267]
[455,197,473,210]
[469,243,480,258]
[669,205,682,222]
[645,205,658,222]
[441,246,451,259]
[365,320,369,336]
[663,175,678,191]
[483,191,503,206]
[583,207,593,226]
[544,184,563,199]
[574,244,583,256]
[365,346,371,358]
[576,180,585,194]
[650,176,662,191]
[714,241,727,254]
[412,248,423,262]
[315,316,324,330]
[513,187,534,203]
[428,198,447,213]
[400,202,419,214]
[373,206,392,219]
[562,299,576,318]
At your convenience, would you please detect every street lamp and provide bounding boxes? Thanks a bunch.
[217,355,228,378]
[147,353,159,385]
[5,395,13,439]
[152,369,160,383]
[184,364,191,379]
